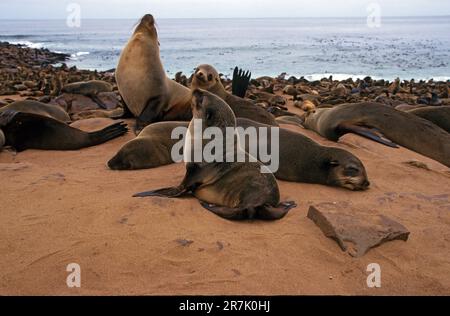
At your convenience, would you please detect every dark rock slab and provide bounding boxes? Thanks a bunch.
[307,202,410,257]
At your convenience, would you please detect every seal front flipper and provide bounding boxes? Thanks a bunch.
[257,201,297,220]
[133,186,188,198]
[135,95,165,134]
[336,122,399,148]
[199,201,249,220]
[232,66,251,98]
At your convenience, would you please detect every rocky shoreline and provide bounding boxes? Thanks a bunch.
[1,41,449,111]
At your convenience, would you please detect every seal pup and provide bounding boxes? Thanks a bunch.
[116,14,192,132]
[61,80,113,109]
[407,106,450,133]
[302,102,450,167]
[0,110,128,152]
[1,100,71,122]
[133,89,296,220]
[191,64,278,126]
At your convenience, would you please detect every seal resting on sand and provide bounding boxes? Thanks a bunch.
[0,110,128,152]
[302,102,450,167]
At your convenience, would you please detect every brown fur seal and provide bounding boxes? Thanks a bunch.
[133,89,296,220]
[0,110,128,152]
[62,80,113,109]
[110,101,369,191]
[1,100,71,122]
[108,121,188,170]
[302,102,450,167]
[116,14,192,131]
[191,64,278,126]
[407,106,450,133]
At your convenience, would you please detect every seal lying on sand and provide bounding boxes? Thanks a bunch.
[0,110,128,152]
[302,102,450,167]
[133,89,296,220]
[108,121,188,170]
[110,95,369,191]
[407,106,450,133]
[1,100,71,122]
[191,64,278,126]
[61,80,113,109]
[116,14,192,132]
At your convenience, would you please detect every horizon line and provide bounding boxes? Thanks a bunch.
[0,15,449,20]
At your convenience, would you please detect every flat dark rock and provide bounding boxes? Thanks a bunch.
[307,202,410,257]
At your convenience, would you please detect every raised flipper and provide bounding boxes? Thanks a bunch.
[336,122,399,148]
[200,201,250,220]
[133,186,187,198]
[257,201,297,220]
[232,67,251,98]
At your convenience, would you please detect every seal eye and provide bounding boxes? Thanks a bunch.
[207,74,213,81]
[344,166,360,177]
[329,160,340,167]
[205,108,214,122]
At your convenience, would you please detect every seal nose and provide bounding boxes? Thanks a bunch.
[363,180,370,189]
[142,14,155,25]
[196,71,205,80]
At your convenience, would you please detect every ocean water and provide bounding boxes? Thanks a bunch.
[0,17,449,80]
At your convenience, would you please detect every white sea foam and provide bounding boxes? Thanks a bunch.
[71,51,90,58]
[9,40,44,49]
[302,73,449,82]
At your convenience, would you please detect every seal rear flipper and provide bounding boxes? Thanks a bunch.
[257,201,297,220]
[133,186,188,198]
[90,94,108,110]
[232,67,251,98]
[336,122,399,148]
[199,201,249,220]
[87,121,128,146]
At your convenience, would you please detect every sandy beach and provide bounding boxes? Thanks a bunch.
[1,89,450,295]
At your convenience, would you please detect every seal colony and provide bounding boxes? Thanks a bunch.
[1,12,450,278]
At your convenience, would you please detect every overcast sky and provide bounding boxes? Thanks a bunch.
[1,0,449,19]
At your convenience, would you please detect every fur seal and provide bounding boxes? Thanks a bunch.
[133,89,296,220]
[1,100,71,122]
[302,102,450,167]
[407,106,450,133]
[0,110,128,152]
[62,80,113,109]
[110,100,369,191]
[116,14,192,131]
[191,64,278,126]
[108,121,188,170]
